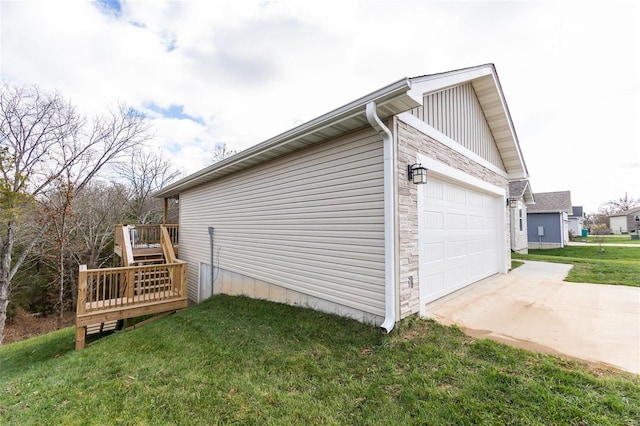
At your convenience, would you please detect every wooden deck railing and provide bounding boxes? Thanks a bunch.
[114,224,179,265]
[75,260,187,350]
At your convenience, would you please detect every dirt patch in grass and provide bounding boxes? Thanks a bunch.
[3,307,75,344]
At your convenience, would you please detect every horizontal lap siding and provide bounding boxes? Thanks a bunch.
[180,128,386,316]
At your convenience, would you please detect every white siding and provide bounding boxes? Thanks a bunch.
[410,83,505,169]
[610,216,627,234]
[179,128,386,316]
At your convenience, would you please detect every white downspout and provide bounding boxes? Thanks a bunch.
[366,102,396,333]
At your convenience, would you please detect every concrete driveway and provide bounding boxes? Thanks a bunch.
[425,261,640,374]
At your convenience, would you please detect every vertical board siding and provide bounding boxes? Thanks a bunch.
[180,128,386,316]
[409,83,504,169]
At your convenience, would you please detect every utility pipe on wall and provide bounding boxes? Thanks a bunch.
[208,226,215,296]
[366,101,396,334]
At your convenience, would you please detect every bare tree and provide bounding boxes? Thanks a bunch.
[211,142,237,164]
[0,82,151,343]
[591,224,609,253]
[599,192,640,216]
[113,149,182,224]
[70,182,129,269]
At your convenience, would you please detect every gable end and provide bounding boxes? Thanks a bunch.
[410,82,505,170]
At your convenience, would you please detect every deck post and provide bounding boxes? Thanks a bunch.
[75,326,86,351]
[179,261,187,297]
[163,198,169,224]
[126,268,135,300]
[76,265,88,350]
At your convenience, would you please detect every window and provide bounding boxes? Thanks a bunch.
[519,207,523,232]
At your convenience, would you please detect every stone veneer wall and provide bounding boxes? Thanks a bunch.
[396,118,511,319]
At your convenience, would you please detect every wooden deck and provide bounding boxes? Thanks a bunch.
[75,224,187,350]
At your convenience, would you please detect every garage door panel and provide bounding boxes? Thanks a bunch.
[446,240,467,259]
[447,186,467,204]
[420,177,503,305]
[468,262,490,282]
[468,238,492,253]
[446,266,468,288]
[425,211,444,229]
[447,213,467,229]
[426,272,445,292]
[468,215,484,229]
[469,193,485,207]
[423,242,444,262]
[426,181,445,199]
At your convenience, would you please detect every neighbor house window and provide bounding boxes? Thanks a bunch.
[519,207,523,232]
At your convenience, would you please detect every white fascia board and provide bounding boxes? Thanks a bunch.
[408,66,493,100]
[523,183,536,204]
[488,72,529,179]
[416,153,506,197]
[398,112,508,179]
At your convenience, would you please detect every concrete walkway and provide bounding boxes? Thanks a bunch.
[567,241,640,248]
[567,241,640,247]
[426,261,640,374]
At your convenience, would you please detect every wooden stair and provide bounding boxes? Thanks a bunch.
[75,225,186,350]
[86,320,120,336]
[132,254,166,265]
[115,224,179,267]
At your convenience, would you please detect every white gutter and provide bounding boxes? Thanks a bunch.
[366,101,396,334]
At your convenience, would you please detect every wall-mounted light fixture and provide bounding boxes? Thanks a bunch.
[507,198,518,208]
[408,163,428,184]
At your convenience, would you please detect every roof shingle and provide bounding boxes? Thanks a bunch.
[528,191,572,213]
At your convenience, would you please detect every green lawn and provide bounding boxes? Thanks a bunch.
[1,296,638,425]
[512,246,640,287]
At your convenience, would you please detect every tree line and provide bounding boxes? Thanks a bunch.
[0,82,180,344]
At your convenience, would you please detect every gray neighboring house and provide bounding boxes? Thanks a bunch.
[610,206,640,234]
[155,64,529,332]
[527,191,572,249]
[508,180,535,253]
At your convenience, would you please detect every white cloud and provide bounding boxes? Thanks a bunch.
[1,0,638,212]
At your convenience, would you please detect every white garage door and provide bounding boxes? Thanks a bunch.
[419,177,502,305]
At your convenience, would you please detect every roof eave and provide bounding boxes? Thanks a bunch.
[409,64,529,180]
[154,78,419,198]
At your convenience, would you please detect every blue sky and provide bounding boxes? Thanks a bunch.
[1,0,638,212]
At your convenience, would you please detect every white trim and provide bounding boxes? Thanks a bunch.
[408,67,493,100]
[416,153,506,197]
[399,112,508,179]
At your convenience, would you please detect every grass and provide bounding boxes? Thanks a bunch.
[512,245,640,287]
[510,260,524,270]
[1,295,639,425]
